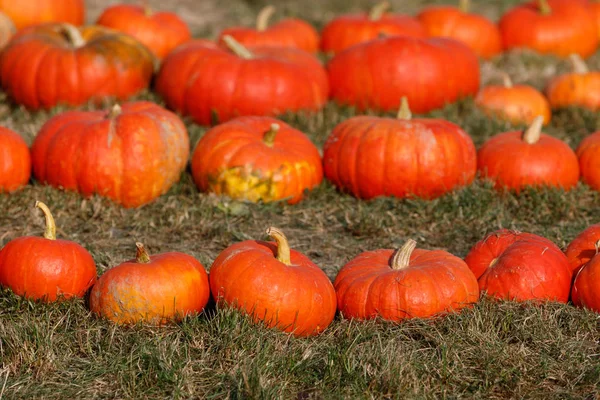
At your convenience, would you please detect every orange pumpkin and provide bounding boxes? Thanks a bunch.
[546,54,600,111]
[89,243,210,325]
[577,131,600,191]
[209,227,337,337]
[571,247,600,312]
[565,224,600,274]
[0,126,30,193]
[0,0,84,30]
[190,116,323,204]
[0,201,97,302]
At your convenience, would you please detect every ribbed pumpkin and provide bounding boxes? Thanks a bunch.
[0,126,30,193]
[334,239,479,321]
[155,37,329,126]
[565,224,600,274]
[546,55,600,111]
[0,202,97,302]
[475,74,551,125]
[0,0,84,30]
[31,102,189,208]
[218,6,319,53]
[464,229,572,302]
[577,131,600,191]
[499,0,598,58]
[417,0,502,59]
[0,23,155,110]
[571,249,600,312]
[191,116,322,204]
[320,1,426,55]
[323,98,477,200]
[477,116,580,192]
[327,35,479,114]
[97,3,191,59]
[209,227,337,337]
[89,243,210,325]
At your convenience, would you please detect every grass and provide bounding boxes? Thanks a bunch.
[1,0,600,398]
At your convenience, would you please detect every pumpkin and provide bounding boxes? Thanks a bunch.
[323,98,477,200]
[31,101,189,208]
[0,201,97,302]
[89,243,210,325]
[417,0,502,59]
[565,224,600,274]
[577,131,600,192]
[475,73,551,125]
[0,126,30,193]
[0,23,155,110]
[464,229,572,302]
[334,239,479,321]
[0,0,84,30]
[217,6,319,54]
[155,36,329,126]
[97,3,191,60]
[546,54,600,111]
[327,35,479,114]
[592,1,600,39]
[209,227,336,337]
[190,116,323,204]
[498,0,598,58]
[320,1,426,55]
[571,246,600,312]
[477,116,580,192]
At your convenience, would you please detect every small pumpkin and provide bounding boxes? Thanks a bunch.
[218,6,319,54]
[577,131,600,192]
[323,98,477,200]
[464,229,572,302]
[0,0,84,30]
[209,227,337,337]
[89,243,210,325]
[0,126,30,193]
[334,239,479,321]
[565,224,600,274]
[0,201,97,302]
[477,116,580,192]
[571,245,600,312]
[546,54,600,111]
[190,116,322,204]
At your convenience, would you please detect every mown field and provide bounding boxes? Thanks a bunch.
[1,0,600,398]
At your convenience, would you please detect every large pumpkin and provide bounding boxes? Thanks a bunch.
[564,224,600,275]
[0,201,97,302]
[209,227,337,337]
[323,98,477,200]
[571,250,600,312]
[546,55,600,111]
[464,229,572,302]
[334,239,479,321]
[577,131,600,192]
[0,23,155,110]
[0,126,30,193]
[0,0,84,30]
[89,243,210,325]
[31,102,189,208]
[327,35,480,114]
[191,116,323,204]
[155,37,329,126]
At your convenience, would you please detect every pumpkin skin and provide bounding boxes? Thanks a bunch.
[546,55,600,111]
[155,37,329,126]
[31,102,189,208]
[209,227,337,337]
[477,117,580,192]
[0,0,84,30]
[191,116,323,204]
[464,229,572,302]
[498,0,598,58]
[0,23,155,110]
[334,239,479,321]
[577,131,600,191]
[97,4,191,60]
[565,224,600,274]
[327,35,480,114]
[0,126,30,193]
[323,99,477,200]
[571,253,600,312]
[0,202,97,302]
[218,6,319,54]
[89,243,210,325]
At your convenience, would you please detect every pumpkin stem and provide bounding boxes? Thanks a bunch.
[501,72,513,88]
[397,96,412,120]
[538,0,551,15]
[391,239,417,270]
[256,5,276,31]
[369,1,390,20]
[108,104,122,119]
[60,23,86,48]
[522,116,545,144]
[135,242,151,263]
[263,123,280,147]
[569,54,589,74]
[266,227,291,265]
[35,201,56,240]
[222,35,254,59]
[141,0,152,16]
[459,0,470,13]
[595,240,600,254]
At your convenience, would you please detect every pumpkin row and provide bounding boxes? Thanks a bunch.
[1,201,599,337]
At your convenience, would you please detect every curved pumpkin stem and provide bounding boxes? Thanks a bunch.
[538,0,551,15]
[108,104,122,119]
[222,35,254,59]
[501,72,513,88]
[135,242,151,263]
[60,23,86,48]
[522,116,545,145]
[569,54,589,74]
[256,5,276,31]
[397,96,412,120]
[391,239,417,270]
[595,240,600,255]
[266,227,291,265]
[263,123,280,147]
[459,0,470,13]
[369,1,390,21]
[35,201,56,240]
